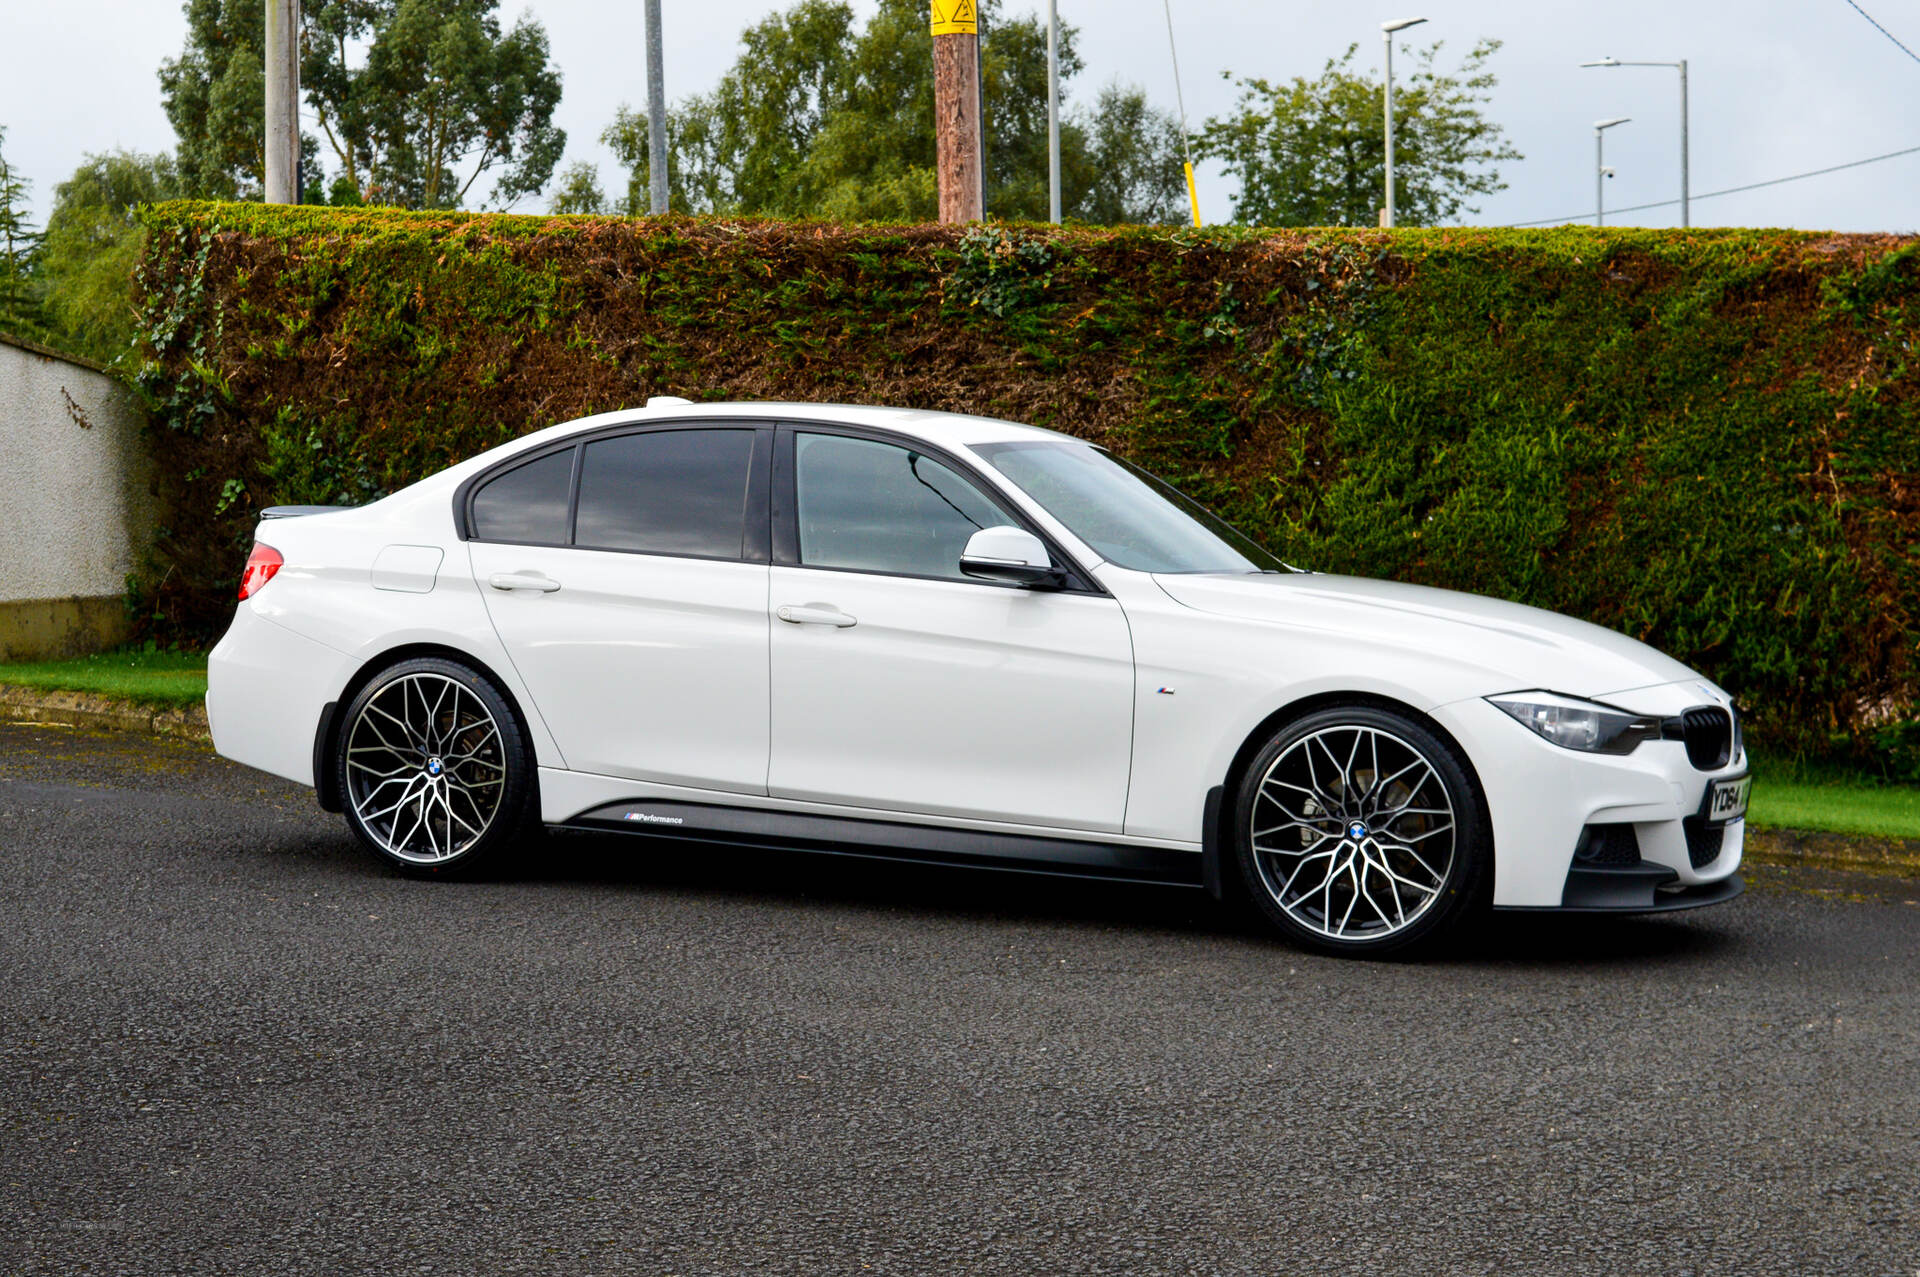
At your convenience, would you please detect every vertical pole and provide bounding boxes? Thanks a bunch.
[645,0,669,215]
[1678,59,1689,228]
[1046,0,1061,223]
[1382,32,1396,228]
[1596,129,1604,227]
[932,0,983,223]
[263,0,300,204]
[1160,0,1201,227]
[975,7,987,218]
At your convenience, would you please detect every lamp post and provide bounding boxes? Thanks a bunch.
[1380,17,1428,228]
[264,0,300,205]
[1581,56,1689,227]
[1047,0,1061,223]
[1594,117,1630,226]
[645,0,668,215]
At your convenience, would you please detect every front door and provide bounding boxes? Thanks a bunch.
[767,429,1134,832]
[469,426,771,794]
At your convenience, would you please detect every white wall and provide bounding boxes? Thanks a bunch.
[0,334,155,657]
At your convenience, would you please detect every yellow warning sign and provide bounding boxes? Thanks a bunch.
[930,0,976,35]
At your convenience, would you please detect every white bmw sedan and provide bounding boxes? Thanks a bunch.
[209,400,1748,955]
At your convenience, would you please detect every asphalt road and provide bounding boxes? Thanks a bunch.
[1,723,1916,1276]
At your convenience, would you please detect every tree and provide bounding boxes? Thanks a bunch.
[601,103,729,216]
[791,0,1090,221]
[36,151,182,364]
[305,0,565,208]
[547,161,607,215]
[599,0,1173,224]
[0,126,46,341]
[596,0,883,218]
[160,0,565,209]
[158,0,319,199]
[974,3,1086,220]
[1077,81,1187,226]
[786,0,936,219]
[1197,40,1520,227]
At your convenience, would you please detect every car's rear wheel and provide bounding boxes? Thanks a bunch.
[335,656,537,876]
[1234,705,1489,957]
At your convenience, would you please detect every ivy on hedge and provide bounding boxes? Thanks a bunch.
[133,201,1919,746]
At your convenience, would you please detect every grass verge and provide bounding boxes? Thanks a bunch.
[1746,748,1920,841]
[0,647,209,708]
[1747,779,1920,841]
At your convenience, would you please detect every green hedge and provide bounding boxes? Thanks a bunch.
[134,202,1919,746]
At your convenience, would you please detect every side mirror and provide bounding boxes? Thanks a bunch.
[959,526,1066,588]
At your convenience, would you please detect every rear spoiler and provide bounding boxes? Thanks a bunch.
[258,505,351,521]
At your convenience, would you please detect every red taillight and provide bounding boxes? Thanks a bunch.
[238,543,283,601]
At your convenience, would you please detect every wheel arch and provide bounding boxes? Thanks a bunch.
[313,641,541,815]
[1209,690,1494,898]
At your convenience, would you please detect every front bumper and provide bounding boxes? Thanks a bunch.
[1430,680,1748,910]
[1504,863,1745,913]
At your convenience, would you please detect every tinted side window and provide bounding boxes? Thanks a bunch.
[471,447,574,545]
[794,433,1008,580]
[575,429,755,558]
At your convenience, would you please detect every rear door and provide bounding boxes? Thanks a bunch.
[468,425,772,794]
[766,427,1135,832]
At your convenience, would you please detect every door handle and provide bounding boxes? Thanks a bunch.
[488,571,561,593]
[776,603,857,628]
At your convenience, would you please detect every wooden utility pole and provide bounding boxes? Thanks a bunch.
[264,0,301,204]
[931,0,982,223]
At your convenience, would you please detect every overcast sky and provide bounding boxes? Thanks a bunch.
[3,0,1917,230]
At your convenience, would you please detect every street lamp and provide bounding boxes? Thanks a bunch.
[1594,117,1631,226]
[1581,56,1689,227]
[1047,0,1061,223]
[644,0,668,215]
[1381,16,1428,228]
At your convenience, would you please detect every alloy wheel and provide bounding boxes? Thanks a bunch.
[1247,724,1458,943]
[342,672,507,865]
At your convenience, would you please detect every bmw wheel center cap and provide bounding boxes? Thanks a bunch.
[1347,820,1369,840]
[427,758,444,776]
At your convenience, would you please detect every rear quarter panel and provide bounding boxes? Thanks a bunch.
[225,485,567,774]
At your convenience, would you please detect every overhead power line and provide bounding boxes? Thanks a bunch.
[1506,142,1920,227]
[1842,0,1920,66]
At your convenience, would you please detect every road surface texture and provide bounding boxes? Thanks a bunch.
[1,722,1916,1275]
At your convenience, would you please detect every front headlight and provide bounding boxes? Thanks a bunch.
[1487,691,1661,755]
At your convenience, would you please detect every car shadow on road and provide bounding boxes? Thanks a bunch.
[1436,910,1743,967]
[402,827,1748,970]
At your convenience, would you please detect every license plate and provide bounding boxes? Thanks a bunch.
[1704,774,1752,825]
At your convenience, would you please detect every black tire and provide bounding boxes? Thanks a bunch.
[334,656,540,877]
[1233,704,1490,957]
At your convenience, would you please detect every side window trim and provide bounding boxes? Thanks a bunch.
[571,426,760,561]
[461,422,774,565]
[564,443,584,546]
[466,443,578,549]
[744,427,774,564]
[771,427,798,566]
[772,423,1104,594]
[452,416,1095,590]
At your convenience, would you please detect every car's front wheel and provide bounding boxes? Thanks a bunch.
[1234,705,1490,957]
[335,656,538,876]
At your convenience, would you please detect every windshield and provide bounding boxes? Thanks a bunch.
[971,440,1289,574]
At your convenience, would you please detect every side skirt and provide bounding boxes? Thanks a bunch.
[563,799,1205,887]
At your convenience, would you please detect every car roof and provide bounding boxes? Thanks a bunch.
[418,401,1088,501]
[529,400,1078,451]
